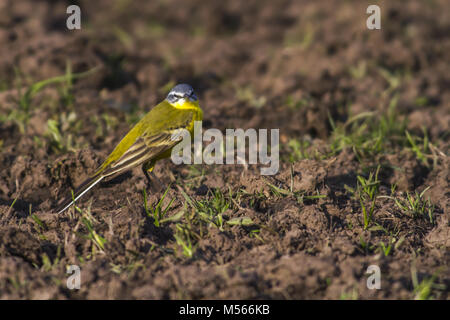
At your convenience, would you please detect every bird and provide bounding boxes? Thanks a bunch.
[56,83,202,214]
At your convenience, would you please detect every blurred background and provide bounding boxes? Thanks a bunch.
[0,0,448,300]
[1,0,448,145]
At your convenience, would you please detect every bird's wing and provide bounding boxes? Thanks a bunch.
[97,106,194,178]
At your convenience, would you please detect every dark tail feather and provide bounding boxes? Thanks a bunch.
[56,174,104,214]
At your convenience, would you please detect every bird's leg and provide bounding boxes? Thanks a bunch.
[141,161,185,207]
[142,161,152,185]
[142,160,163,193]
[149,171,164,192]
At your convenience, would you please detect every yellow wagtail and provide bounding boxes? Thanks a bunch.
[56,83,202,214]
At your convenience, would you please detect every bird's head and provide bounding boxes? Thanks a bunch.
[166,83,199,109]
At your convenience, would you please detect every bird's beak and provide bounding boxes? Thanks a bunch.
[188,93,198,102]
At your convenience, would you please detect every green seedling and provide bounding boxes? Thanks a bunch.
[266,181,326,204]
[393,186,435,223]
[248,229,264,242]
[340,286,359,300]
[8,276,26,290]
[405,129,430,167]
[349,61,367,79]
[46,111,83,153]
[378,68,402,91]
[4,66,98,133]
[345,167,380,230]
[41,246,62,272]
[174,224,195,258]
[287,139,311,162]
[142,185,175,227]
[284,22,315,49]
[235,85,266,108]
[31,213,47,238]
[411,266,446,300]
[6,196,19,217]
[80,215,106,252]
[360,198,376,230]
[359,235,374,253]
[327,96,427,163]
[377,240,393,257]
[180,187,230,231]
[226,217,254,227]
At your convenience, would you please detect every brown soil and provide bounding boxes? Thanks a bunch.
[0,0,449,299]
